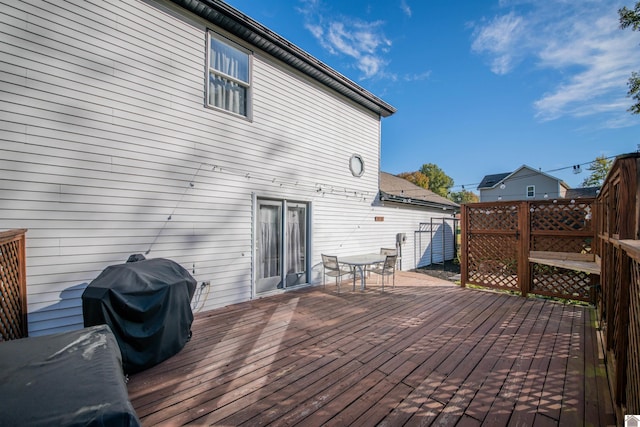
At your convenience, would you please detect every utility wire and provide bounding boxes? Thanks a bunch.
[452,153,620,191]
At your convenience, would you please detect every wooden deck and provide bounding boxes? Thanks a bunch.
[127,271,616,426]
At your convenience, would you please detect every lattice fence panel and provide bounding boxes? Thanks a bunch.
[530,264,592,301]
[531,236,593,253]
[467,234,519,291]
[0,237,27,341]
[627,258,640,415]
[468,205,519,231]
[530,201,593,233]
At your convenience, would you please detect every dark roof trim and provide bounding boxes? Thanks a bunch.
[170,0,397,118]
[379,191,459,212]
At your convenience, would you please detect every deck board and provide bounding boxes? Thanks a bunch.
[127,272,616,426]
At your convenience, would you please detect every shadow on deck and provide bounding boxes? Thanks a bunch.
[127,271,615,426]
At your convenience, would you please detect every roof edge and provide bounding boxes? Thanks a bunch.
[169,0,397,117]
[379,191,459,211]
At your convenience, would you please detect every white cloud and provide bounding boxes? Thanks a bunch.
[534,14,639,121]
[326,22,361,57]
[471,12,525,75]
[400,0,412,18]
[471,1,640,126]
[304,23,323,39]
[298,1,392,80]
[403,71,432,82]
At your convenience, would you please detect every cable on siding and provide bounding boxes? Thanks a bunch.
[145,163,204,255]
[144,160,377,256]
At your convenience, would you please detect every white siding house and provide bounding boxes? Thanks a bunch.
[0,0,454,337]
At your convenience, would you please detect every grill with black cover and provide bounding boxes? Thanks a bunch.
[82,256,196,374]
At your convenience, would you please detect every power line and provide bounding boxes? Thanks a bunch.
[451,153,620,191]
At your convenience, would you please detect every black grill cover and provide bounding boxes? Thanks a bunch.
[82,257,197,374]
[0,325,140,426]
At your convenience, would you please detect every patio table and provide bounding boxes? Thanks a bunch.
[339,253,386,291]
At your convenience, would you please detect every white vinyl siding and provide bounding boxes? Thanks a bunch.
[0,0,389,336]
[314,206,456,272]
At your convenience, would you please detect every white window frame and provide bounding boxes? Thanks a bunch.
[206,31,252,118]
[526,185,535,198]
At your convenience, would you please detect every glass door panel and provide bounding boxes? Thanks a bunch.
[256,201,282,293]
[286,204,307,287]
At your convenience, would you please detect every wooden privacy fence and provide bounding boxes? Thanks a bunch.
[461,198,597,302]
[461,152,640,419]
[595,153,640,417]
[0,229,28,340]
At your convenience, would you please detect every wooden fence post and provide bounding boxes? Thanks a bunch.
[461,204,468,288]
[615,252,630,405]
[519,201,531,297]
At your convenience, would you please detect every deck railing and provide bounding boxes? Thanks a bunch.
[0,228,28,340]
[595,153,640,417]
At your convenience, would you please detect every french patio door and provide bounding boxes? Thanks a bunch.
[256,199,308,294]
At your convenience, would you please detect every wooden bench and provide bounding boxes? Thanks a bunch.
[528,250,601,275]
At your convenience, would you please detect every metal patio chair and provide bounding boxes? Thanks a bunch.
[369,254,397,292]
[379,247,397,256]
[321,254,354,292]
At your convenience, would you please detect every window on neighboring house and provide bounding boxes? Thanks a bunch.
[207,32,251,117]
[526,185,535,198]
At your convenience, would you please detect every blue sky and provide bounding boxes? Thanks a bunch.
[225,0,640,192]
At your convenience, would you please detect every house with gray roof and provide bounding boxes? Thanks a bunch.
[478,165,571,202]
[0,0,457,336]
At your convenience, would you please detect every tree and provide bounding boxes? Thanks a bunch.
[620,2,640,114]
[396,171,429,189]
[581,155,613,187]
[419,163,454,198]
[449,190,479,204]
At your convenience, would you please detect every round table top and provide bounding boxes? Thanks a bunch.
[339,253,386,266]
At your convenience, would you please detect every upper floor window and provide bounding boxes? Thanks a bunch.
[526,185,535,198]
[207,32,251,117]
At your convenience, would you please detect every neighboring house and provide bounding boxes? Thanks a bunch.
[478,165,570,202]
[565,187,600,199]
[0,0,453,337]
